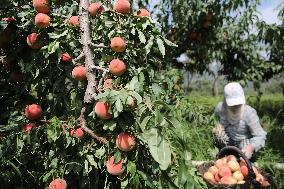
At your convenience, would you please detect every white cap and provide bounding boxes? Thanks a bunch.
[224,82,245,106]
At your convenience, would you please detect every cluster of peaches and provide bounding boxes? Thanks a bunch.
[203,155,270,187]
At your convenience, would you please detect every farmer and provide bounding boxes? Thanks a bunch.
[213,82,267,159]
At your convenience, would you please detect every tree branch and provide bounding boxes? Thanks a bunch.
[80,106,108,144]
[79,0,97,103]
[74,52,85,62]
[89,42,108,48]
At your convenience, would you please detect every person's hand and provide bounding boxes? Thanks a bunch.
[241,144,254,159]
[212,124,224,134]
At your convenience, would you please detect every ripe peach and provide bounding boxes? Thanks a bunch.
[218,166,232,177]
[35,13,50,28]
[49,178,67,189]
[226,155,237,162]
[109,59,126,76]
[33,0,49,13]
[103,79,113,89]
[240,166,248,177]
[72,66,86,81]
[88,2,105,17]
[113,0,131,14]
[61,53,72,62]
[136,8,150,17]
[22,123,35,133]
[70,128,84,139]
[69,16,79,26]
[95,101,112,120]
[106,156,124,175]
[25,104,42,120]
[215,158,227,168]
[227,160,240,172]
[111,37,126,52]
[214,173,221,183]
[220,176,237,185]
[116,133,135,151]
[239,159,247,167]
[233,171,244,181]
[203,171,215,183]
[208,166,219,175]
[27,33,43,49]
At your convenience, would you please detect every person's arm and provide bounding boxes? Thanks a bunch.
[246,108,267,152]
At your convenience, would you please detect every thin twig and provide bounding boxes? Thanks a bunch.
[74,52,85,62]
[89,42,108,48]
[80,106,108,144]
[93,65,108,72]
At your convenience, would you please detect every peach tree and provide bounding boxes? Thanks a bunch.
[0,0,206,188]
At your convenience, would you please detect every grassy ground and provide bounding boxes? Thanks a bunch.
[178,94,284,188]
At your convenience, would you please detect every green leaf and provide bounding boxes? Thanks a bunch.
[163,38,178,47]
[115,98,123,113]
[132,91,142,104]
[145,36,154,55]
[138,30,146,44]
[143,128,172,170]
[156,38,165,57]
[140,116,152,132]
[86,155,98,168]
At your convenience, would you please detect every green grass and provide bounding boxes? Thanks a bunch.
[178,94,284,188]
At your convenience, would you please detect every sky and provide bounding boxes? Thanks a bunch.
[149,0,282,24]
[257,0,282,24]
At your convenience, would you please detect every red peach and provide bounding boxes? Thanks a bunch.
[25,104,42,120]
[106,156,124,175]
[220,176,237,185]
[35,13,50,28]
[22,123,35,133]
[215,158,227,168]
[218,166,232,177]
[49,178,67,189]
[27,33,43,49]
[240,166,248,177]
[70,128,84,139]
[72,66,86,81]
[88,2,105,17]
[136,8,150,17]
[113,0,131,14]
[227,160,240,172]
[226,155,237,162]
[33,0,49,13]
[95,101,112,120]
[208,166,219,175]
[109,59,126,76]
[111,37,126,52]
[69,16,79,26]
[116,133,135,152]
[61,53,72,62]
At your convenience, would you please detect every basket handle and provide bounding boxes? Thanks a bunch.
[217,146,261,188]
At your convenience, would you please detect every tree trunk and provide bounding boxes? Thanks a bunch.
[212,75,219,96]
